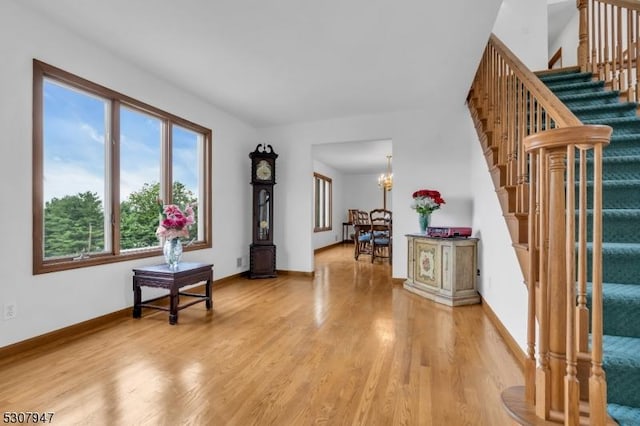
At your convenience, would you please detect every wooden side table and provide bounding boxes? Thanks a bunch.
[132,262,213,325]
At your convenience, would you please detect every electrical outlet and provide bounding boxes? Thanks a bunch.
[236,257,242,267]
[4,303,17,320]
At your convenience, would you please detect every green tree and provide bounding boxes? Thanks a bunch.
[44,191,105,258]
[120,182,198,250]
[43,182,198,257]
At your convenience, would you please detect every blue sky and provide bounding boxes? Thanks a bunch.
[43,79,199,204]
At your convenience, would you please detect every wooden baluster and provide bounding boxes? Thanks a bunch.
[487,47,494,136]
[591,0,597,74]
[525,149,538,403]
[565,145,579,425]
[536,147,551,419]
[577,149,589,353]
[636,11,639,102]
[611,6,622,90]
[605,4,611,82]
[507,68,518,188]
[516,81,533,215]
[537,99,543,134]
[597,1,604,80]
[617,6,624,92]
[627,9,633,101]
[579,0,589,71]
[499,56,505,162]
[589,142,607,426]
[482,48,489,122]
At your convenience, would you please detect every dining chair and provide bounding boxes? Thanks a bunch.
[369,209,392,263]
[352,210,372,260]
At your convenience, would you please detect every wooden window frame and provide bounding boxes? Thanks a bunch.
[313,172,332,232]
[32,60,212,274]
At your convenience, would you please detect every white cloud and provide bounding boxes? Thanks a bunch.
[44,162,105,203]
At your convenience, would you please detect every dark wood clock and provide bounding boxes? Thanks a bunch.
[248,143,278,278]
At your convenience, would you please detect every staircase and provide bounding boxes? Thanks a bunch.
[539,69,640,425]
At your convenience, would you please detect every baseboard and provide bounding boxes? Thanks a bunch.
[0,276,235,358]
[0,308,131,363]
[314,242,343,253]
[480,295,527,373]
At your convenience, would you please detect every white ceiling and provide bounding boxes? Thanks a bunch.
[19,0,466,129]
[313,139,392,175]
[16,0,525,174]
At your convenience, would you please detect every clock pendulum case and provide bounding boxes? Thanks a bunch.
[248,143,278,278]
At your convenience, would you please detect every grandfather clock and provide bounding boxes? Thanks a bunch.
[248,143,278,278]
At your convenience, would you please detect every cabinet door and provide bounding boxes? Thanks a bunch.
[407,237,415,281]
[413,239,440,289]
[441,244,452,293]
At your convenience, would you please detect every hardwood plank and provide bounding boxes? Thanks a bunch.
[0,245,522,424]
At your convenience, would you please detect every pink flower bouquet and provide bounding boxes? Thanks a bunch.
[156,202,195,240]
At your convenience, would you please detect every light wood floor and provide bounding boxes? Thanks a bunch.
[0,245,522,425]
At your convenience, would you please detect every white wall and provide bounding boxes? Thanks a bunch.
[550,9,579,68]
[343,173,390,214]
[467,113,528,351]
[474,0,548,353]
[262,106,475,278]
[493,0,549,70]
[311,159,345,250]
[0,1,257,347]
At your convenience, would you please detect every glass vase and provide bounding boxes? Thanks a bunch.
[163,238,183,270]
[418,213,430,234]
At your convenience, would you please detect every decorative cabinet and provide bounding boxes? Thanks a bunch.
[403,234,480,306]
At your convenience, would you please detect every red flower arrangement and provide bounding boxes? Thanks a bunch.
[411,189,445,215]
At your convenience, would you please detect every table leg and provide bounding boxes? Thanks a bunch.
[133,278,142,318]
[169,287,179,325]
[205,278,212,310]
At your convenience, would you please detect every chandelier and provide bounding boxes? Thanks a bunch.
[377,155,393,190]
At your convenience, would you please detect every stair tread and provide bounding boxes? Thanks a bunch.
[588,241,640,252]
[558,90,620,101]
[598,208,640,218]
[603,335,640,364]
[584,116,640,125]
[608,403,640,426]
[538,71,593,83]
[601,178,640,186]
[611,134,640,142]
[601,155,640,163]
[571,102,638,113]
[546,80,605,91]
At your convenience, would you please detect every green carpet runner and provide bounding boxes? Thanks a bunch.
[539,70,640,425]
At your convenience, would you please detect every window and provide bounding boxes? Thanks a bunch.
[313,173,332,232]
[33,60,212,274]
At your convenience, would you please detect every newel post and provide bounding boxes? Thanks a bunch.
[577,0,589,72]
[524,125,611,423]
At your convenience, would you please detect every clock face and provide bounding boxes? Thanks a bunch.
[256,160,272,181]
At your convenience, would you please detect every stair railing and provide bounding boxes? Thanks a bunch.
[468,34,612,424]
[579,0,640,101]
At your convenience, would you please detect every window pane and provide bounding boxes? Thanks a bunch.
[313,174,332,231]
[43,79,109,259]
[172,125,201,242]
[119,106,162,250]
